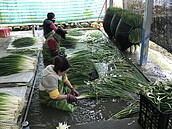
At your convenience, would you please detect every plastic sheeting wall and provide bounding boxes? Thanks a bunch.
[0,0,105,25]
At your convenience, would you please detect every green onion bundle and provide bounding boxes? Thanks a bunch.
[10,48,38,55]
[68,50,95,86]
[106,7,123,16]
[0,54,36,76]
[121,11,142,27]
[0,92,25,121]
[129,28,142,44]
[67,28,85,36]
[79,72,148,101]
[85,31,104,44]
[111,101,139,119]
[12,37,36,48]
[60,36,78,48]
[0,123,19,129]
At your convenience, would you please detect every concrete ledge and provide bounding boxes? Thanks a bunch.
[70,117,143,129]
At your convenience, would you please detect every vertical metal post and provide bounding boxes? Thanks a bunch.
[109,0,113,7]
[123,0,128,9]
[32,24,36,37]
[140,0,153,66]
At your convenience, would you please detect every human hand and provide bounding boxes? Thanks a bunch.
[64,30,67,34]
[71,88,79,97]
[55,29,66,39]
[51,50,59,56]
[67,94,77,102]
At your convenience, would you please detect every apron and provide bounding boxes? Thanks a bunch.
[42,34,66,66]
[44,31,55,39]
[39,80,75,112]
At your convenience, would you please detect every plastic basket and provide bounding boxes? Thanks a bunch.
[138,93,172,129]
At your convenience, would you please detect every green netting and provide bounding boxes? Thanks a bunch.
[0,0,105,24]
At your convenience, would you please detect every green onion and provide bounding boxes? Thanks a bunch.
[60,36,78,48]
[12,37,36,47]
[0,92,25,121]
[76,94,96,99]
[121,11,142,27]
[129,28,142,44]
[106,7,123,16]
[111,101,139,119]
[67,28,85,36]
[0,54,36,76]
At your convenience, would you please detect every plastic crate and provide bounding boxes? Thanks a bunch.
[138,93,172,129]
[0,28,10,37]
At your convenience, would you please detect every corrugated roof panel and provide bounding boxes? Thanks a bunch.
[0,0,105,25]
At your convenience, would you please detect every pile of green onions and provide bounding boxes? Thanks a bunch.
[0,54,36,76]
[60,36,78,48]
[111,101,139,119]
[10,48,38,55]
[0,123,19,129]
[0,92,25,121]
[68,50,96,86]
[143,81,172,112]
[62,29,151,118]
[67,28,85,36]
[12,37,36,48]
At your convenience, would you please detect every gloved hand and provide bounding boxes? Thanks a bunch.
[51,50,59,56]
[64,30,68,34]
[71,88,79,97]
[67,94,77,102]
[55,29,66,39]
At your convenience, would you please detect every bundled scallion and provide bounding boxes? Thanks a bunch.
[60,36,78,48]
[67,28,84,36]
[111,101,139,119]
[68,50,96,86]
[106,7,123,16]
[10,48,38,55]
[121,11,142,27]
[12,37,36,48]
[0,54,36,76]
[0,123,19,129]
[0,92,25,121]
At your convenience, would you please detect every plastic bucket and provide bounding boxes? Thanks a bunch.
[103,13,114,39]
[110,14,121,36]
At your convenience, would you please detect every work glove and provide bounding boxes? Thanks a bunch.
[71,88,79,97]
[67,94,77,102]
[55,29,66,39]
[64,30,68,34]
[51,50,59,56]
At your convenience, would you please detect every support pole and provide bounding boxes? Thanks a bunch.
[123,0,128,9]
[109,0,113,7]
[140,0,153,66]
[32,24,36,37]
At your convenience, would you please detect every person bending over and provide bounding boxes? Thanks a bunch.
[43,12,58,39]
[42,28,67,66]
[39,55,79,112]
